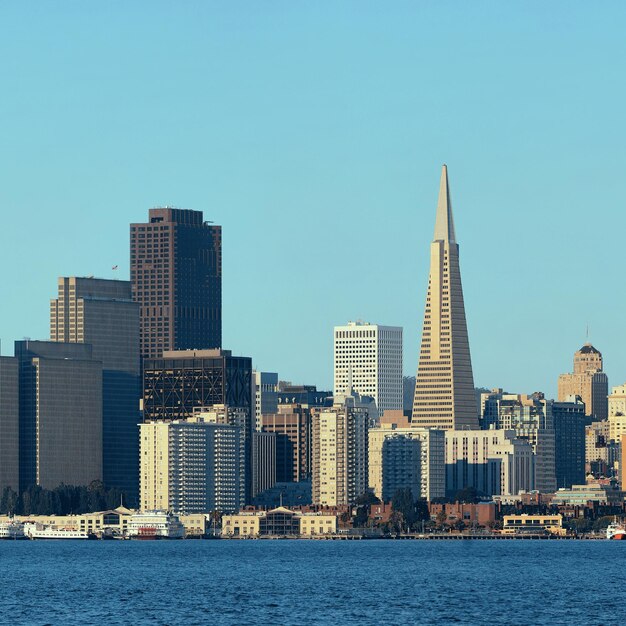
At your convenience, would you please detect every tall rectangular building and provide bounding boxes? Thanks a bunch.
[311,394,369,506]
[261,404,312,483]
[50,277,140,504]
[0,357,19,493]
[334,322,403,418]
[251,432,276,498]
[140,417,243,514]
[16,341,102,490]
[552,397,586,489]
[253,371,278,431]
[130,208,221,359]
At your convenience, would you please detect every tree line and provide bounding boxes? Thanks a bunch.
[0,481,128,516]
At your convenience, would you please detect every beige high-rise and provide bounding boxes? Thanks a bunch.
[557,344,608,420]
[412,165,478,429]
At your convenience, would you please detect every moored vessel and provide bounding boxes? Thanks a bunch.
[23,522,94,540]
[606,520,626,540]
[127,511,185,540]
[0,520,26,540]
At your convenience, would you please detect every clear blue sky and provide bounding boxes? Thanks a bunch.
[1,2,625,397]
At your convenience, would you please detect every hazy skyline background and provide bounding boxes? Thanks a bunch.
[1,2,625,397]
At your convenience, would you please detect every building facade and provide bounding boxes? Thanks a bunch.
[16,341,102,490]
[140,416,243,514]
[368,422,445,501]
[0,357,19,493]
[311,394,369,506]
[261,404,312,483]
[253,371,278,431]
[333,321,402,418]
[251,432,276,498]
[50,276,140,503]
[557,344,608,420]
[445,429,535,497]
[608,383,626,442]
[412,165,478,430]
[130,208,222,359]
[552,397,586,489]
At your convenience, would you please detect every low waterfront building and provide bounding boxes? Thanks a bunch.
[502,514,565,536]
[429,502,496,528]
[221,506,337,537]
[0,506,134,536]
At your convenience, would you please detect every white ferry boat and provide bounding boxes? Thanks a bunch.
[24,522,93,540]
[0,520,26,540]
[127,510,185,540]
[606,519,626,540]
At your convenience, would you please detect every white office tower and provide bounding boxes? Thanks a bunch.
[140,416,244,514]
[252,371,279,431]
[333,321,403,418]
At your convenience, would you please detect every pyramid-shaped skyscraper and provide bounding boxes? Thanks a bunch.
[412,165,479,430]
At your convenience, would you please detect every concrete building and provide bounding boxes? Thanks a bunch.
[333,321,402,418]
[558,344,608,420]
[50,276,140,503]
[311,392,369,506]
[412,165,479,430]
[551,482,622,506]
[0,357,19,493]
[608,383,626,442]
[130,207,222,359]
[253,371,278,431]
[552,397,586,489]
[252,432,276,498]
[368,419,445,501]
[481,391,557,493]
[142,349,253,499]
[445,429,535,497]
[16,341,102,490]
[621,435,626,490]
[261,404,312,483]
[585,420,619,476]
[139,415,244,514]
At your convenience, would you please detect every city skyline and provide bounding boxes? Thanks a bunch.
[2,4,626,398]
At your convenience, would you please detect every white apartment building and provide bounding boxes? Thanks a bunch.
[608,383,626,441]
[311,393,369,506]
[368,425,445,501]
[333,321,402,418]
[139,415,244,514]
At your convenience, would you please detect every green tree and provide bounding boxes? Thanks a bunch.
[392,488,419,531]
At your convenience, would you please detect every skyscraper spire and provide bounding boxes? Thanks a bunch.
[433,164,456,243]
[412,165,478,430]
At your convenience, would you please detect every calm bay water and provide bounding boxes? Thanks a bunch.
[0,540,622,625]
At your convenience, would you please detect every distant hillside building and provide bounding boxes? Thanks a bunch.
[558,344,608,420]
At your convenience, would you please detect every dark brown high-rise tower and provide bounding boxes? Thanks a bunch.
[130,208,222,359]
